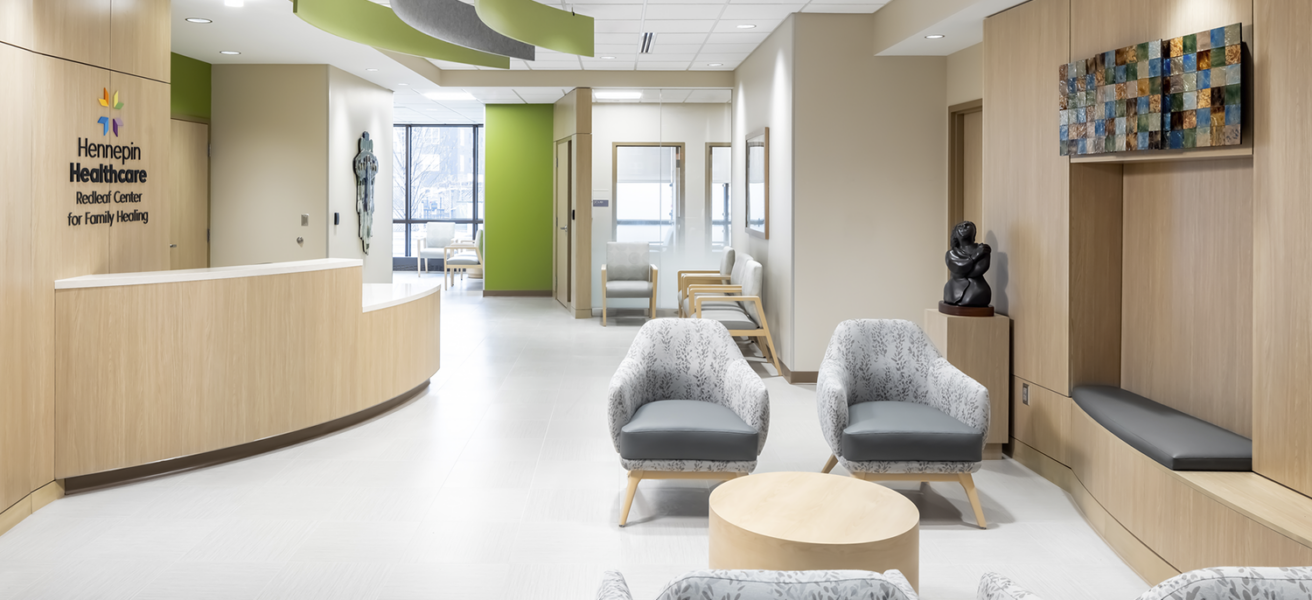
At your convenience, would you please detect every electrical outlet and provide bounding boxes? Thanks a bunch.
[1022,383,1030,405]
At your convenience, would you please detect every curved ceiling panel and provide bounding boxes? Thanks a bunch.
[293,0,509,69]
[474,0,594,57]
[392,0,534,61]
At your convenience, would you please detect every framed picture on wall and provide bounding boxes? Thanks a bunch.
[746,127,769,239]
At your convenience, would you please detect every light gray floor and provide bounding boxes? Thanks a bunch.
[0,274,1150,600]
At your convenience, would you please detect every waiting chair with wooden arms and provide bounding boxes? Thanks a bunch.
[608,319,769,526]
[601,242,658,326]
[415,222,455,277]
[687,256,780,374]
[816,319,990,528]
[444,229,483,288]
[676,246,735,318]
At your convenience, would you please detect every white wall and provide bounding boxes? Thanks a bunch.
[792,14,948,371]
[733,16,796,368]
[328,67,394,283]
[591,102,732,310]
[947,42,983,106]
[211,65,328,268]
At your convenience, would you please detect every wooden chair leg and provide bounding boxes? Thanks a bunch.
[602,291,608,327]
[620,471,642,527]
[958,472,987,529]
[822,454,838,474]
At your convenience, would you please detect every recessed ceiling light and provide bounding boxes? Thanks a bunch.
[595,90,643,100]
[736,24,756,29]
[426,92,477,101]
[600,56,615,60]
[224,0,243,6]
[708,63,724,67]
[366,68,379,72]
[925,34,945,39]
[219,50,240,55]
[397,83,409,86]
[185,17,211,23]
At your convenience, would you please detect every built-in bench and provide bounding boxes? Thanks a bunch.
[1071,385,1253,471]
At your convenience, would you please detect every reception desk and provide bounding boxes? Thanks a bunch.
[53,259,439,485]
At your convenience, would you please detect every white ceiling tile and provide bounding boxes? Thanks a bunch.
[596,45,639,54]
[645,44,704,54]
[642,20,717,33]
[595,19,643,33]
[581,61,638,70]
[639,53,696,61]
[802,3,885,11]
[696,53,750,62]
[642,4,725,19]
[701,43,757,53]
[705,32,769,44]
[645,33,708,45]
[571,4,645,18]
[719,4,803,19]
[712,19,782,32]
[688,63,740,70]
[635,61,691,70]
[596,33,643,44]
[585,53,638,61]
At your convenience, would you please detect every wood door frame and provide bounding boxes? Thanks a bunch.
[554,139,573,308]
[705,142,731,250]
[611,142,687,244]
[948,99,983,228]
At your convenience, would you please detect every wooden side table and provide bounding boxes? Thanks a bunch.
[708,472,920,590]
[923,310,1011,455]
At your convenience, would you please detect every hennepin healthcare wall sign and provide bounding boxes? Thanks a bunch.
[66,88,149,228]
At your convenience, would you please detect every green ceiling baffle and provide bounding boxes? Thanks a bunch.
[475,0,595,57]
[293,0,509,69]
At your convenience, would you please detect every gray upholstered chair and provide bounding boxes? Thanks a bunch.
[685,254,780,374]
[597,569,919,600]
[816,319,990,528]
[415,222,455,277]
[444,229,483,287]
[608,318,769,526]
[676,247,735,318]
[602,242,658,326]
[979,567,1312,600]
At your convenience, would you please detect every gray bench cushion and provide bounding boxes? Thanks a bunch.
[842,401,984,462]
[607,280,653,298]
[1072,385,1252,471]
[620,400,758,461]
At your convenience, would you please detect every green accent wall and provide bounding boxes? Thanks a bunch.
[171,53,211,121]
[485,105,554,292]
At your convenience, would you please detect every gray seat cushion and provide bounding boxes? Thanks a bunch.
[607,280,653,298]
[620,400,758,461]
[446,254,480,266]
[1073,386,1252,471]
[698,306,757,331]
[842,401,983,462]
[681,293,724,315]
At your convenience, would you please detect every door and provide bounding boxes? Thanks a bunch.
[169,119,209,270]
[555,139,572,307]
[949,101,984,230]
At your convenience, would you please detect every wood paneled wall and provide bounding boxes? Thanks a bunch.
[54,267,440,478]
[982,0,1070,395]
[1253,0,1312,497]
[0,0,171,516]
[1122,159,1254,436]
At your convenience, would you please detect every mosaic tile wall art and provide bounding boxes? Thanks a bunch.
[1059,23,1243,156]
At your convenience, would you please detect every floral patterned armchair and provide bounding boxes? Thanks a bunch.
[597,569,919,600]
[979,567,1312,600]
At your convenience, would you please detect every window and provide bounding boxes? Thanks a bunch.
[708,144,731,249]
[614,144,682,247]
[392,124,484,262]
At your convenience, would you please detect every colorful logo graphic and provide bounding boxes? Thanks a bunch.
[96,88,125,137]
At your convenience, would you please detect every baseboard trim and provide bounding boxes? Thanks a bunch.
[0,480,65,538]
[778,359,818,384]
[64,381,431,496]
[483,290,551,297]
[1008,438,1180,585]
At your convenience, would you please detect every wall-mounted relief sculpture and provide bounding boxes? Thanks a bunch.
[354,131,379,254]
[1059,23,1243,156]
[940,221,993,317]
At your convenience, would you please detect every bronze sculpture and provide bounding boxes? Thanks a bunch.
[943,221,992,310]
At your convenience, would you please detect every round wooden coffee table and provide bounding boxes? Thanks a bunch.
[708,472,920,590]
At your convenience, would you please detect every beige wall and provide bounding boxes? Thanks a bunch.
[792,14,949,372]
[733,16,796,368]
[947,43,982,106]
[328,67,394,284]
[590,102,732,310]
[212,65,329,269]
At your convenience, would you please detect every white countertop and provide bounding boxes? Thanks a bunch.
[54,258,364,290]
[362,280,442,312]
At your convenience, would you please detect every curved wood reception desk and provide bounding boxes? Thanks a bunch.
[53,259,439,484]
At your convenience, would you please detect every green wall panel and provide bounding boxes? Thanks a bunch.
[485,104,554,292]
[171,53,211,121]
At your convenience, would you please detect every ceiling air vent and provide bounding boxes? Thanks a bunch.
[640,32,655,54]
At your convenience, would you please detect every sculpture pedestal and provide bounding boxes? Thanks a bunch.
[923,309,1011,452]
[938,301,994,317]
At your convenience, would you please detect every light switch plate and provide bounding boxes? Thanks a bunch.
[301,214,309,226]
[1022,383,1030,405]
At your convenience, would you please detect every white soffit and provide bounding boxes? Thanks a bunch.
[875,0,1029,56]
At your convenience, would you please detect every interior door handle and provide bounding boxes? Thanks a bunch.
[560,226,568,230]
